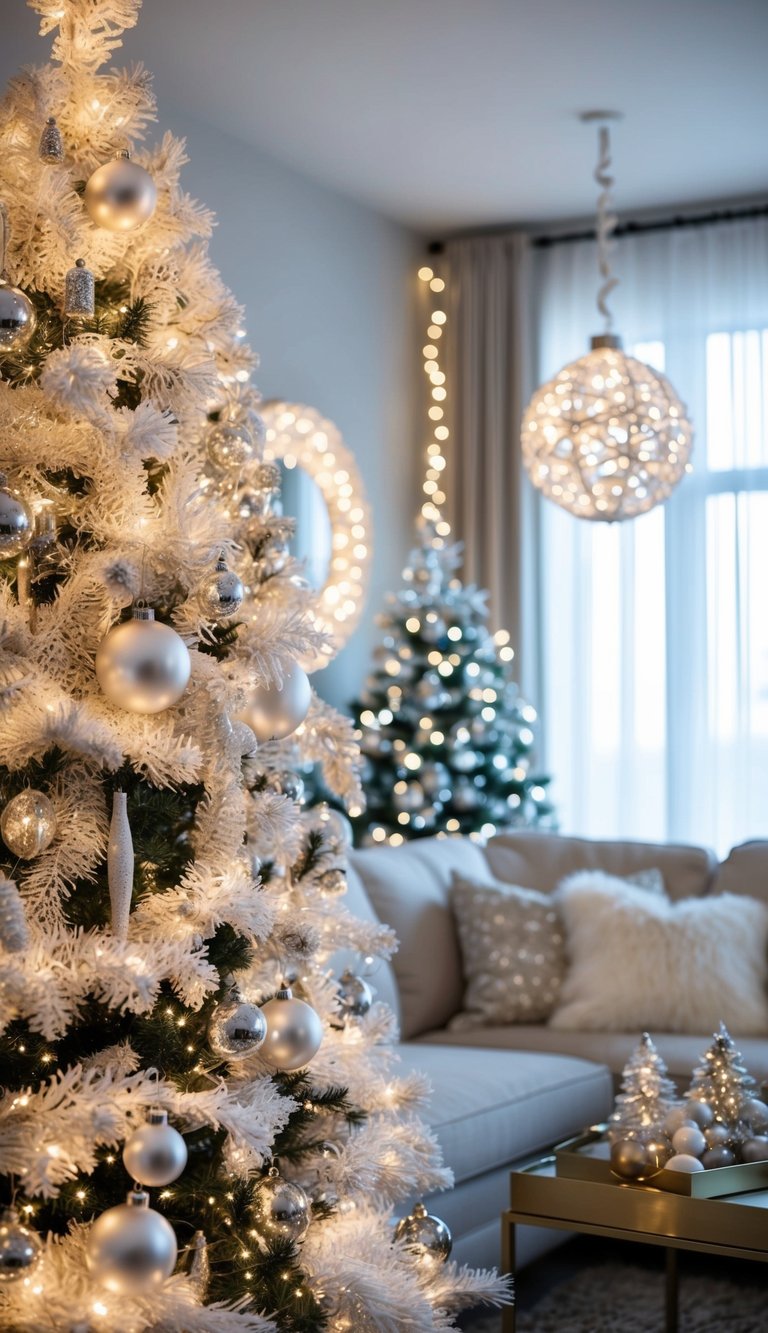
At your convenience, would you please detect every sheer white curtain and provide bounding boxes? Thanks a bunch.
[534,216,768,854]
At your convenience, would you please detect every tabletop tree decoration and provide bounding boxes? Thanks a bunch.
[608,1032,678,1143]
[0,3,509,1330]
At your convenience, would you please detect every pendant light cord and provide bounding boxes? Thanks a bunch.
[595,125,618,331]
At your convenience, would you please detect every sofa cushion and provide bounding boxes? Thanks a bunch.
[484,830,717,902]
[349,837,490,1037]
[395,1042,612,1183]
[713,841,768,906]
[412,1025,768,1084]
[331,862,401,1023]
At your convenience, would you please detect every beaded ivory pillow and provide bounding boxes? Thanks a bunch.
[550,872,768,1034]
[449,868,666,1030]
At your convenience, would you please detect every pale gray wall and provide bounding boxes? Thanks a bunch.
[0,11,422,711]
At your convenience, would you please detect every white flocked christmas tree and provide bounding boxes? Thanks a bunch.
[0,3,508,1329]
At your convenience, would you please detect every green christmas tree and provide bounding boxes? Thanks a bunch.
[352,519,553,845]
[608,1032,678,1142]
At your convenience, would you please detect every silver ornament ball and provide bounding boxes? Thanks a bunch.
[122,1110,188,1188]
[740,1136,768,1163]
[264,770,305,802]
[671,1125,706,1158]
[208,990,267,1061]
[84,152,157,231]
[96,608,191,714]
[701,1145,736,1168]
[261,985,323,1071]
[0,478,32,557]
[704,1123,732,1150]
[239,665,312,742]
[683,1099,715,1129]
[315,867,347,898]
[1,789,56,859]
[231,719,258,758]
[665,1153,705,1173]
[0,277,36,352]
[609,1138,651,1181]
[206,421,255,472]
[85,1190,177,1294]
[0,1208,42,1283]
[394,1202,452,1263]
[742,1098,768,1133]
[254,1170,311,1244]
[198,557,244,620]
[337,969,373,1018]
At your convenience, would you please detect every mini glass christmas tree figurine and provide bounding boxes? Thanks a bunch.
[608,1032,678,1143]
[687,1023,757,1130]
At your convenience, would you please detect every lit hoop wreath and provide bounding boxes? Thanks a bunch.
[260,400,373,666]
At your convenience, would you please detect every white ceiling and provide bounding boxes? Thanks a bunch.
[4,0,768,231]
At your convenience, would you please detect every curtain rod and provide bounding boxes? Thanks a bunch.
[428,201,768,254]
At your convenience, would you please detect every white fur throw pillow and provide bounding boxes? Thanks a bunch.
[550,871,768,1034]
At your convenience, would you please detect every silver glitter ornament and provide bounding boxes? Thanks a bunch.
[96,607,191,714]
[208,988,267,1061]
[253,1168,310,1244]
[0,475,32,556]
[0,274,36,352]
[85,1190,177,1294]
[38,116,64,164]
[198,555,244,620]
[64,258,94,318]
[393,1202,452,1263]
[1,788,56,859]
[261,985,323,1071]
[123,1110,188,1188]
[108,790,134,940]
[187,1230,210,1299]
[84,151,157,232]
[337,968,373,1019]
[206,421,255,472]
[0,876,28,952]
[239,665,312,742]
[264,770,305,802]
[0,1208,42,1283]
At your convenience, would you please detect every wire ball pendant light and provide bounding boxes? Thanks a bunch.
[521,114,693,521]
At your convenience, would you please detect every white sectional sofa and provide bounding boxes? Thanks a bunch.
[345,831,768,1270]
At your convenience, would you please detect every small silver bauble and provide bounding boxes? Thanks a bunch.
[662,1107,697,1138]
[0,1208,42,1283]
[253,1168,310,1244]
[643,1136,672,1173]
[85,1190,177,1293]
[393,1202,452,1263]
[198,556,244,620]
[0,476,32,556]
[206,421,255,472]
[122,1110,188,1188]
[96,607,191,714]
[741,1098,768,1132]
[239,665,312,742]
[665,1153,705,1173]
[0,276,36,353]
[39,115,64,164]
[740,1136,768,1163]
[261,985,323,1071]
[1,789,56,859]
[84,151,157,231]
[701,1145,736,1169]
[264,770,305,803]
[671,1125,706,1158]
[208,989,267,1061]
[684,1099,715,1130]
[315,867,347,898]
[337,969,373,1019]
[609,1138,650,1181]
[704,1123,731,1150]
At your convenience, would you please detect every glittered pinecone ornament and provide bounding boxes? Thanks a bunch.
[38,115,63,163]
[186,1230,210,1299]
[0,876,28,953]
[64,257,94,318]
[394,1202,452,1263]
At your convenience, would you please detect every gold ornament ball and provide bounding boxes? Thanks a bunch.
[261,985,323,1071]
[609,1138,650,1181]
[1,789,56,859]
[85,152,157,231]
[96,609,191,714]
[240,665,312,742]
[643,1136,672,1174]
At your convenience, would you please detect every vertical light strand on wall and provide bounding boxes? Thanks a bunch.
[417,264,453,544]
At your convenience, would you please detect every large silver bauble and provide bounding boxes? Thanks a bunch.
[393,1202,452,1263]
[741,1098,768,1133]
[1,789,56,859]
[206,422,255,472]
[254,1170,311,1244]
[85,1190,177,1294]
[240,666,311,742]
[337,969,373,1019]
[208,991,267,1061]
[122,1110,188,1188]
[198,557,244,620]
[261,985,323,1071]
[0,278,36,352]
[609,1138,650,1181]
[0,479,32,556]
[0,1208,42,1283]
[96,608,191,714]
[84,152,157,231]
[264,770,305,803]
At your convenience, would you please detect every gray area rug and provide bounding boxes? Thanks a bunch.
[464,1262,767,1331]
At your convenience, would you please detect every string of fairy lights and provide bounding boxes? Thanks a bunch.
[417,263,452,542]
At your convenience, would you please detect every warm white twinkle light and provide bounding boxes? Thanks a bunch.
[521,117,693,521]
[260,401,373,661]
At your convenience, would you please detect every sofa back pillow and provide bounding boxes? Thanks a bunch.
[550,871,768,1035]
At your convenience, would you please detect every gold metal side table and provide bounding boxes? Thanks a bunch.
[502,1157,768,1332]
